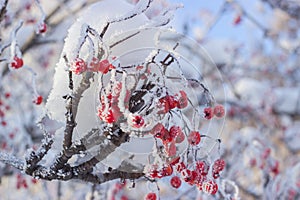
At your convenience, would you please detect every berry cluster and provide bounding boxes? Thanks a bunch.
[146,157,225,195]
[249,147,280,176]
[157,90,188,114]
[97,81,140,126]
[0,92,11,127]
[98,92,122,124]
[70,57,115,75]
[203,104,225,120]
[150,124,185,157]
[109,181,128,200]
[16,174,28,189]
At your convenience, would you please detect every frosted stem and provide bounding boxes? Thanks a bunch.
[0,152,24,170]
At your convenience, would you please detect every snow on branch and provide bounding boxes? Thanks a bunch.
[0,0,226,198]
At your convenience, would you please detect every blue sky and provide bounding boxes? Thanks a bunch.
[169,0,272,50]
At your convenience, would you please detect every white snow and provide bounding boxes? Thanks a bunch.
[273,87,300,115]
[234,77,270,107]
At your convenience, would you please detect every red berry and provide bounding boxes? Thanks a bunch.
[0,110,4,118]
[162,130,173,144]
[165,141,176,157]
[176,91,188,109]
[261,148,271,159]
[148,168,162,179]
[196,161,209,175]
[188,131,201,146]
[169,157,180,166]
[175,161,186,173]
[161,164,173,177]
[249,158,257,167]
[37,22,47,33]
[145,192,157,200]
[70,58,87,74]
[169,126,182,138]
[150,123,167,139]
[213,105,225,118]
[213,159,226,172]
[158,95,177,114]
[98,108,115,123]
[90,58,112,73]
[120,195,128,200]
[115,182,126,190]
[233,15,242,25]
[212,172,219,179]
[5,105,10,110]
[34,95,43,105]
[11,56,23,69]
[1,141,7,149]
[175,129,185,143]
[131,115,145,128]
[204,107,214,120]
[1,121,7,126]
[98,59,111,74]
[170,176,182,189]
[136,65,143,70]
[271,160,280,175]
[90,57,100,70]
[181,169,196,184]
[166,95,178,110]
[5,92,11,99]
[31,178,38,184]
[194,173,207,185]
[9,133,14,139]
[202,180,218,195]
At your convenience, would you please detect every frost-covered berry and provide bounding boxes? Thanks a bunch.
[150,123,167,139]
[131,115,145,128]
[98,59,112,74]
[165,141,176,157]
[37,22,47,34]
[175,161,186,173]
[212,172,219,179]
[188,131,201,145]
[202,180,218,195]
[158,95,177,114]
[181,169,196,184]
[175,129,185,143]
[213,159,226,172]
[145,192,157,200]
[169,126,182,138]
[213,105,225,118]
[169,157,180,166]
[196,161,209,176]
[98,108,115,123]
[176,90,188,109]
[34,95,43,105]
[161,164,173,177]
[204,107,214,120]
[70,58,87,74]
[11,56,23,69]
[170,176,182,188]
